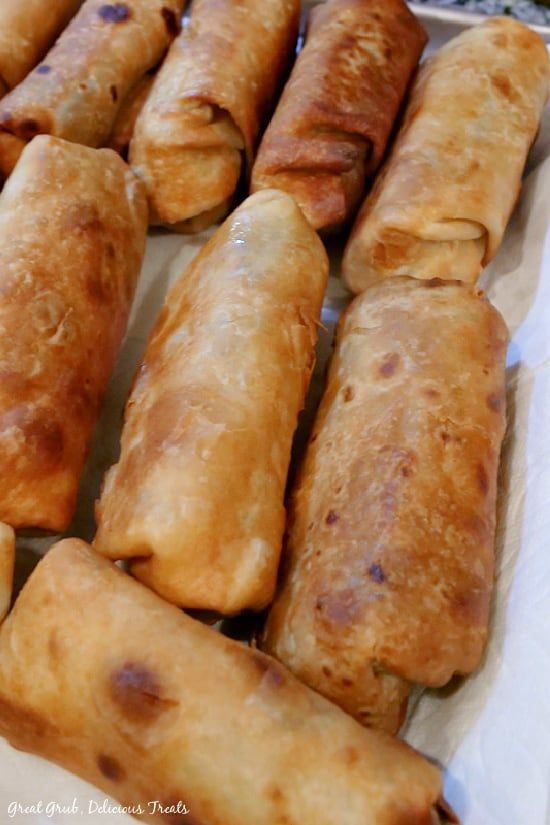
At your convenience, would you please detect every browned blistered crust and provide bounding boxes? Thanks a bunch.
[0,0,81,92]
[0,538,447,825]
[342,16,550,293]
[94,190,328,614]
[251,0,426,233]
[263,278,508,734]
[129,0,300,230]
[108,71,155,157]
[0,524,14,623]
[0,0,184,177]
[0,135,147,532]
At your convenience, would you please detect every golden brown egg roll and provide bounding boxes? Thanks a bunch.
[107,72,155,157]
[251,0,427,233]
[94,190,328,614]
[0,135,147,532]
[0,524,14,624]
[129,0,300,232]
[263,278,508,734]
[342,17,550,293]
[0,538,454,825]
[0,0,81,93]
[0,0,184,178]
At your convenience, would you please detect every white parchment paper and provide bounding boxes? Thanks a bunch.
[0,13,549,825]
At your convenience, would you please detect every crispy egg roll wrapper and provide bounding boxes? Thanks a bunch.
[0,132,26,174]
[263,278,508,733]
[0,524,14,624]
[129,0,300,231]
[342,17,550,293]
[0,538,451,825]
[251,0,427,233]
[0,0,81,92]
[108,72,155,157]
[0,135,147,532]
[0,0,185,177]
[95,190,328,614]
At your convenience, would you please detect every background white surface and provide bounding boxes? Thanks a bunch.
[0,10,549,825]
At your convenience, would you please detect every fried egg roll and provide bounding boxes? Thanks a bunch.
[0,0,184,178]
[108,72,155,157]
[0,0,81,93]
[0,525,14,624]
[263,278,508,734]
[251,0,426,233]
[0,538,453,825]
[129,0,300,232]
[0,135,147,532]
[342,17,550,293]
[95,190,328,614]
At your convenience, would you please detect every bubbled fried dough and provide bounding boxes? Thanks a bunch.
[130,0,300,230]
[263,278,508,733]
[0,539,450,825]
[0,0,185,176]
[342,17,550,292]
[0,0,80,92]
[0,135,147,531]
[94,190,328,614]
[251,0,427,232]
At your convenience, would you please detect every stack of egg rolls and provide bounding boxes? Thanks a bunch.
[263,278,508,733]
[0,135,147,532]
[0,0,184,178]
[0,538,453,825]
[343,16,550,292]
[252,0,427,233]
[0,0,81,97]
[0,5,535,816]
[130,0,300,231]
[95,189,328,614]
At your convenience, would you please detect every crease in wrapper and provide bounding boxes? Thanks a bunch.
[107,70,155,158]
[342,16,550,293]
[0,0,185,177]
[263,278,508,735]
[129,0,300,231]
[0,538,450,825]
[0,135,147,532]
[94,189,329,615]
[251,0,427,233]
